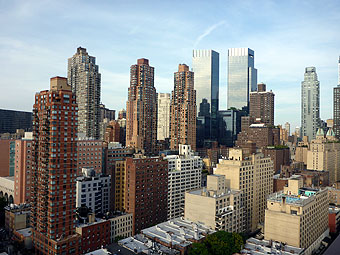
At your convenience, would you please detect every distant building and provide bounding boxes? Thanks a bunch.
[334,85,340,139]
[0,109,32,134]
[193,49,219,142]
[218,109,246,147]
[157,93,171,141]
[265,177,329,255]
[170,64,196,150]
[126,59,157,154]
[227,48,257,111]
[68,47,101,139]
[307,128,340,184]
[164,144,202,220]
[185,174,244,232]
[5,204,31,234]
[76,168,111,215]
[301,67,320,140]
[249,83,274,125]
[100,103,115,121]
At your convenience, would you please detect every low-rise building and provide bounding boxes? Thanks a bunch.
[76,168,111,215]
[76,216,111,254]
[13,227,33,250]
[108,212,133,243]
[185,175,244,232]
[141,217,215,255]
[4,203,30,233]
[265,177,329,255]
[165,144,202,220]
[241,237,304,255]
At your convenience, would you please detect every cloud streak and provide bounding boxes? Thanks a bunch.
[193,20,226,48]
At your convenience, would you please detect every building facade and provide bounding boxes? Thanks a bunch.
[0,109,32,134]
[214,148,274,232]
[227,48,257,111]
[31,77,80,254]
[301,67,320,140]
[192,49,219,142]
[125,157,168,234]
[14,137,33,204]
[109,212,133,243]
[165,144,202,220]
[157,93,170,141]
[265,178,329,255]
[185,174,244,232]
[126,58,157,154]
[170,64,196,150]
[307,128,340,184]
[334,85,340,139]
[75,168,111,215]
[249,83,274,125]
[68,47,101,139]
[76,139,104,175]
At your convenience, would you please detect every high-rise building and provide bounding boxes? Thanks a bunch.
[227,48,257,111]
[338,56,340,85]
[125,157,168,234]
[31,77,80,254]
[218,109,246,147]
[249,83,274,125]
[157,93,170,141]
[301,67,320,140]
[76,139,104,175]
[285,122,291,136]
[68,47,101,139]
[126,58,157,154]
[265,177,329,255]
[192,50,219,142]
[170,64,196,150]
[334,85,340,139]
[104,120,121,144]
[14,135,33,204]
[164,144,202,220]
[214,148,274,232]
[0,109,32,134]
[99,103,115,122]
[184,174,244,232]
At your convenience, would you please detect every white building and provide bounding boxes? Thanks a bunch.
[76,168,110,215]
[108,212,133,243]
[157,93,171,141]
[164,144,202,220]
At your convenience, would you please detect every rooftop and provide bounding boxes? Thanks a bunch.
[267,188,321,207]
[84,248,112,255]
[141,217,215,248]
[16,227,32,237]
[119,234,179,255]
[241,237,304,255]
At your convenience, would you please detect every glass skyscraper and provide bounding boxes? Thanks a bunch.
[301,67,320,140]
[192,49,219,144]
[227,48,257,111]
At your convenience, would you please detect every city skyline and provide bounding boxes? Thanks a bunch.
[0,0,339,130]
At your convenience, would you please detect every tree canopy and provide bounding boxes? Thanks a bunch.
[188,231,245,255]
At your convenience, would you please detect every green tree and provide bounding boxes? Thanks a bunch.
[188,231,245,255]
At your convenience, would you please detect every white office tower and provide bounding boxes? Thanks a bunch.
[164,144,202,220]
[301,67,320,140]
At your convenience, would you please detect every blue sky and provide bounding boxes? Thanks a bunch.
[0,0,339,129]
